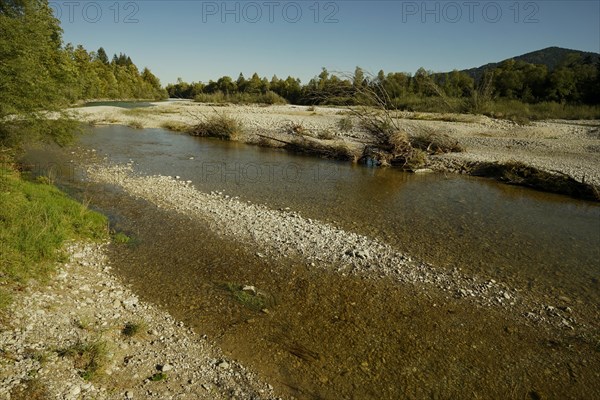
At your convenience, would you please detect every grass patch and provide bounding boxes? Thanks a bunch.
[122,321,145,337]
[190,113,243,140]
[112,232,131,244]
[317,129,335,140]
[160,120,192,133]
[284,137,359,162]
[410,129,465,154]
[57,340,108,381]
[149,372,167,382]
[467,161,600,201]
[122,108,152,117]
[0,163,108,307]
[10,378,49,400]
[337,116,353,132]
[221,282,275,311]
[127,120,144,129]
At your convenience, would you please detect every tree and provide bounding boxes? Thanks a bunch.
[0,0,78,147]
[96,47,109,65]
[353,66,365,88]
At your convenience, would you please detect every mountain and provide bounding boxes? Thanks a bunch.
[461,46,600,81]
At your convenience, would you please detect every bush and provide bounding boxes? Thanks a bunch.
[194,91,287,105]
[284,121,308,136]
[128,120,144,129]
[190,113,243,140]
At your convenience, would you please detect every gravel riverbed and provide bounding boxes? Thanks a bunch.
[84,163,584,333]
[0,242,276,400]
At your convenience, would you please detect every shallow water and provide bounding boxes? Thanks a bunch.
[42,126,600,302]
[21,125,600,398]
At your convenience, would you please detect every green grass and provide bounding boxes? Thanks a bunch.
[57,340,108,381]
[149,372,167,381]
[221,282,275,311]
[112,232,132,244]
[0,163,108,307]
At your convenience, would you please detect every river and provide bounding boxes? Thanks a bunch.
[22,124,600,399]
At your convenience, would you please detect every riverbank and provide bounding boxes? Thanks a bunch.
[0,164,276,399]
[0,241,276,399]
[72,101,600,200]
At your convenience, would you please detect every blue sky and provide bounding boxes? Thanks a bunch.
[52,1,600,85]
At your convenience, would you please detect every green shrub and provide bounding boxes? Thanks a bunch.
[194,91,287,105]
[122,321,145,337]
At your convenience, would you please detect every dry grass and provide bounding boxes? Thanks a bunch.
[410,129,465,154]
[57,340,108,381]
[190,113,243,140]
[160,120,191,133]
[127,120,144,129]
[10,379,49,400]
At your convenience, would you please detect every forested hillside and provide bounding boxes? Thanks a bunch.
[168,47,599,120]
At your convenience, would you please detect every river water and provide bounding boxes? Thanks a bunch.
[22,124,600,399]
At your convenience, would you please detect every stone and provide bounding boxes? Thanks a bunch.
[126,390,134,399]
[217,361,230,369]
[160,364,173,372]
[242,285,257,294]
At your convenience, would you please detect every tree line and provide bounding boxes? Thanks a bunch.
[0,0,166,148]
[167,56,600,108]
